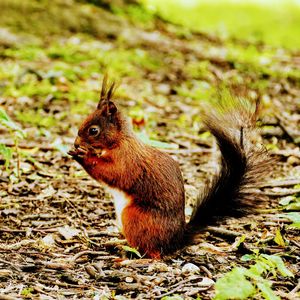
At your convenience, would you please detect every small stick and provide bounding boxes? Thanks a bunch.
[257,178,300,188]
[206,226,241,238]
[154,276,202,299]
[72,250,112,261]
[290,279,300,294]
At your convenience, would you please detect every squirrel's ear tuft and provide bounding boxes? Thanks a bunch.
[97,74,118,110]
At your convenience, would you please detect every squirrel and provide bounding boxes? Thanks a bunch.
[68,75,272,259]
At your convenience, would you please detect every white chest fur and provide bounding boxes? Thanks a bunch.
[105,186,130,232]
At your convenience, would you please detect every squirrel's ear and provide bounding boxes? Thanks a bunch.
[107,101,117,115]
[100,100,118,117]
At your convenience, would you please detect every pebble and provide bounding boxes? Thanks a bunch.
[42,233,56,246]
[153,277,165,285]
[287,156,300,166]
[0,269,13,278]
[182,263,200,275]
[125,276,134,283]
[155,83,171,95]
[147,262,169,272]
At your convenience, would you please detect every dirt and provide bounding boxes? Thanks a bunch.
[0,3,299,299]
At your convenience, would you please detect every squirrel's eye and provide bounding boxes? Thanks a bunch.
[88,125,100,137]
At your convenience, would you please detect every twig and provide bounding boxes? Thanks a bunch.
[0,295,16,300]
[277,291,298,300]
[290,279,300,294]
[143,96,164,109]
[0,239,36,250]
[262,188,300,196]
[42,261,72,270]
[33,286,52,297]
[38,279,89,289]
[0,227,63,234]
[154,276,202,299]
[258,179,300,188]
[154,284,184,299]
[72,250,113,261]
[117,258,154,267]
[206,226,240,238]
[87,231,120,237]
[273,149,300,159]
[275,113,299,145]
[290,240,300,249]
[199,265,213,278]
[0,140,56,151]
[0,258,21,272]
[101,239,127,247]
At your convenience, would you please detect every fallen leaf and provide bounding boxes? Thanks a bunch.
[57,225,80,240]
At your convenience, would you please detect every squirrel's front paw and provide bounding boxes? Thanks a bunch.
[68,149,77,157]
[68,147,88,159]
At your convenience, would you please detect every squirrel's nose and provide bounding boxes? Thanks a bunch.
[74,137,82,149]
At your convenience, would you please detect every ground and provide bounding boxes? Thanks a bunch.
[0,1,299,299]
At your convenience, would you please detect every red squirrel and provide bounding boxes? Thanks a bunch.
[68,75,272,258]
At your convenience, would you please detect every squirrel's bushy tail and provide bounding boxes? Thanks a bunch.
[188,97,273,228]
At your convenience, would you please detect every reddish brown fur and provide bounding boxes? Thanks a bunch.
[69,77,186,257]
[69,76,272,258]
[74,135,186,258]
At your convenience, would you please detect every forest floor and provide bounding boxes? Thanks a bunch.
[0,1,299,299]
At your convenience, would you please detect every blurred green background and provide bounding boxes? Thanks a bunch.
[1,0,300,48]
[143,0,300,50]
[0,0,299,150]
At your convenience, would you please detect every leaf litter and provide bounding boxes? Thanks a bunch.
[0,2,299,299]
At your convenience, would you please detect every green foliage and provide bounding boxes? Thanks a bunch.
[183,61,212,80]
[162,296,184,300]
[3,46,45,60]
[215,267,255,300]
[215,254,293,300]
[279,212,300,229]
[122,245,142,258]
[0,0,123,38]
[0,144,12,171]
[176,80,215,101]
[0,2,298,136]
[137,132,178,149]
[0,107,25,138]
[278,195,300,229]
[7,79,57,98]
[142,0,300,50]
[0,36,162,108]
[274,228,285,247]
[21,287,34,296]
[279,195,300,212]
[15,110,59,129]
[112,3,155,27]
[0,108,25,173]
